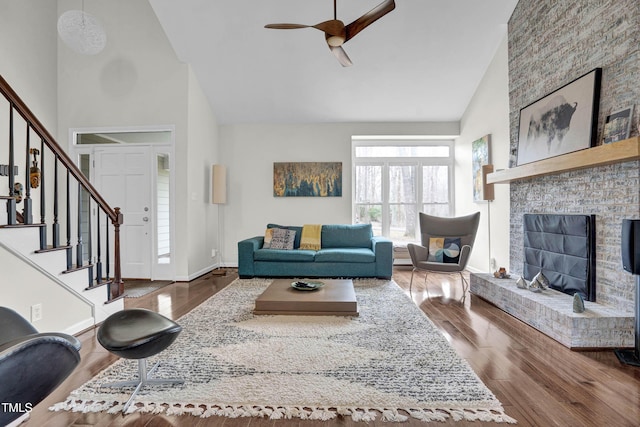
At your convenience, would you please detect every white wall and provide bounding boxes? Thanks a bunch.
[0,0,58,134]
[0,245,93,333]
[455,35,511,273]
[56,0,221,280]
[184,66,221,280]
[220,122,459,266]
[56,0,189,133]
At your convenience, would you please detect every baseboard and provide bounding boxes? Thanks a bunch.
[465,265,485,274]
[176,262,228,282]
[63,317,95,335]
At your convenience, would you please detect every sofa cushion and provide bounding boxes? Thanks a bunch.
[315,248,375,263]
[254,249,316,262]
[267,224,303,248]
[321,224,372,248]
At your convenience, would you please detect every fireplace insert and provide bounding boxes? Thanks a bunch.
[523,214,596,301]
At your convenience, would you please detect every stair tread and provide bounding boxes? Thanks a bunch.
[62,263,94,274]
[85,280,112,291]
[0,223,45,228]
[35,245,72,253]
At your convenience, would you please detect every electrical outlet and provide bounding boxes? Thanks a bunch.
[211,249,217,258]
[31,304,42,322]
[490,258,497,270]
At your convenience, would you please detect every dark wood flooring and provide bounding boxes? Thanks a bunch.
[25,268,640,426]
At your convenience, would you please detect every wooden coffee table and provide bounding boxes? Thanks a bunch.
[254,279,358,316]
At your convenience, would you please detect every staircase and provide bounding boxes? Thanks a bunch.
[0,75,124,332]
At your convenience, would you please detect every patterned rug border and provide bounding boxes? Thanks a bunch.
[51,278,517,424]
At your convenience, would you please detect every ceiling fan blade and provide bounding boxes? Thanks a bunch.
[313,19,345,37]
[265,21,344,36]
[329,45,353,67]
[344,0,395,42]
[265,23,311,29]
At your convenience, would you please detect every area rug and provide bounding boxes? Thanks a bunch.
[51,278,516,423]
[122,280,174,298]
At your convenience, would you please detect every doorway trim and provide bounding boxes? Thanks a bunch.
[69,125,176,281]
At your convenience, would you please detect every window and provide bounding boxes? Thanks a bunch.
[353,139,454,243]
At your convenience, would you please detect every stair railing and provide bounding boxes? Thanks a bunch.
[0,75,123,300]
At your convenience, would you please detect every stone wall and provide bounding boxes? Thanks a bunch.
[508,0,640,313]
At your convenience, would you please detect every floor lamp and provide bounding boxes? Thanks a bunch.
[211,164,227,276]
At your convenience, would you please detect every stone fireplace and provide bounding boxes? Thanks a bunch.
[471,212,633,349]
[506,0,639,315]
[474,0,640,349]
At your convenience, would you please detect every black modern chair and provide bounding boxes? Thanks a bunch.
[0,306,81,426]
[97,309,184,413]
[407,212,480,298]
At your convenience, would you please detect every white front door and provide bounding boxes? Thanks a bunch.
[94,146,152,279]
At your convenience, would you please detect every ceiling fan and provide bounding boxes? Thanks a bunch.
[265,0,396,67]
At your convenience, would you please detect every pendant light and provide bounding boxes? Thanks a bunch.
[57,1,106,55]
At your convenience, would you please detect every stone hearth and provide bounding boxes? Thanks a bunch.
[470,273,634,349]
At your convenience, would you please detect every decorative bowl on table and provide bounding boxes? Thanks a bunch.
[291,280,325,291]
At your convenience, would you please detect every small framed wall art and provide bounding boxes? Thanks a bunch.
[516,68,601,165]
[602,106,634,144]
[273,162,342,197]
[471,135,491,202]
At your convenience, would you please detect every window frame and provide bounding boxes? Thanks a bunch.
[352,139,455,242]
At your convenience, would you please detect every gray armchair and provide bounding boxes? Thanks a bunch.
[407,212,480,297]
[0,307,81,426]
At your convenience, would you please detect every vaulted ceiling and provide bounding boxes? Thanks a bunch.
[149,0,518,124]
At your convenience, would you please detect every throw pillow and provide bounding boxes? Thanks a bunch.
[262,228,275,249]
[428,237,461,263]
[269,228,296,250]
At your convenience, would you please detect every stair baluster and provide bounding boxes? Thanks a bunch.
[95,209,102,285]
[106,210,111,284]
[22,123,32,224]
[66,170,72,270]
[76,181,83,269]
[39,137,46,250]
[86,192,94,286]
[7,106,16,225]
[53,156,60,247]
[112,207,123,298]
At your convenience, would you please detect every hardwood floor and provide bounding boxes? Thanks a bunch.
[25,268,640,426]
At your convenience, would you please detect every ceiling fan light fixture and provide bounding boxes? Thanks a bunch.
[265,0,395,65]
[326,34,346,47]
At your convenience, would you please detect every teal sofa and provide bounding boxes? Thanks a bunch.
[238,223,393,279]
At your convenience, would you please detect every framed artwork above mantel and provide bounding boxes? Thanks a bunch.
[516,68,601,166]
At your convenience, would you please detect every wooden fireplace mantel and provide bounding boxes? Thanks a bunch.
[487,136,640,184]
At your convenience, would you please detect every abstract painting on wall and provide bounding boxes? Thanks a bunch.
[273,162,342,197]
[472,135,490,202]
